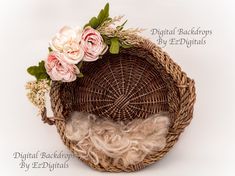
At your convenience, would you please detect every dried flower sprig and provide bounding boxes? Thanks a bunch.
[26,80,50,114]
[97,15,124,30]
[97,16,144,53]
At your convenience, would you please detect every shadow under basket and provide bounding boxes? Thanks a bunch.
[42,36,196,172]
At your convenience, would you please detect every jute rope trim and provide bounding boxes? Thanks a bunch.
[45,34,196,172]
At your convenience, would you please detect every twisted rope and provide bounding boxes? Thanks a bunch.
[41,33,196,172]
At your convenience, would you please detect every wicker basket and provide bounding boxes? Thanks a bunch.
[41,34,196,172]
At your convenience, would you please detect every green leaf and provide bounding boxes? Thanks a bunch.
[116,20,128,31]
[48,47,53,52]
[97,3,109,24]
[39,60,46,69]
[84,17,98,28]
[27,66,38,75]
[84,3,110,29]
[109,38,120,54]
[77,72,84,78]
[27,60,50,81]
[106,17,112,21]
[104,3,109,18]
[76,61,83,69]
[88,17,99,29]
[102,35,111,45]
[84,23,89,28]
[97,10,105,24]
[36,73,49,80]
[121,43,132,49]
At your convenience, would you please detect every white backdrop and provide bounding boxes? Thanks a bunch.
[1,0,235,175]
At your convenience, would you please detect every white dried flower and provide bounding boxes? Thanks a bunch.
[25,80,50,114]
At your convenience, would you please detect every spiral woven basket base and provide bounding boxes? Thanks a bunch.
[48,37,196,172]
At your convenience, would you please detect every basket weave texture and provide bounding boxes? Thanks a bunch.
[41,34,196,172]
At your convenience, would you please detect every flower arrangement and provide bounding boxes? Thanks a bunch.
[27,3,141,83]
[26,3,142,112]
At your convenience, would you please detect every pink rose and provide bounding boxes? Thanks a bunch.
[81,27,107,62]
[49,26,84,64]
[45,52,79,82]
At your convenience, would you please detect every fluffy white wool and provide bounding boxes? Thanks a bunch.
[65,112,170,167]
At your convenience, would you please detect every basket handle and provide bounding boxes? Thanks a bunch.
[41,107,64,125]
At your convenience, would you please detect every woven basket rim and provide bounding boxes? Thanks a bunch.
[46,34,196,172]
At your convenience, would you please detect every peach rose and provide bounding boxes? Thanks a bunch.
[49,26,84,64]
[81,27,107,62]
[45,52,79,82]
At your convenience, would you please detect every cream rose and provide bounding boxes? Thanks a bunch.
[45,52,79,82]
[81,27,107,62]
[49,26,84,64]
